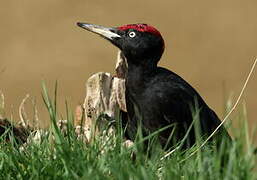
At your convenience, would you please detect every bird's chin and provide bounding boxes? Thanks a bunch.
[110,40,122,51]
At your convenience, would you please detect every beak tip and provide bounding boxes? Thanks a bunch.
[77,22,83,27]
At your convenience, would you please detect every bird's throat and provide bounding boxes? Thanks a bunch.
[126,59,157,94]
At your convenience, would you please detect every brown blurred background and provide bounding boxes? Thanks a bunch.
[0,0,256,139]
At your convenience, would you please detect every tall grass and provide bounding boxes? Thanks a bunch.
[0,83,256,180]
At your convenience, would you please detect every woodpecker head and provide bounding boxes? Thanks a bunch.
[77,22,165,66]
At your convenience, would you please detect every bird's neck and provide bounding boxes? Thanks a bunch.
[126,59,157,93]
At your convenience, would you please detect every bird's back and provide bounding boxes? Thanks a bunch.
[124,66,231,148]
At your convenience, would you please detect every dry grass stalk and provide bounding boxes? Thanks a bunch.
[0,91,4,119]
[19,94,30,128]
[31,98,40,129]
[74,105,83,127]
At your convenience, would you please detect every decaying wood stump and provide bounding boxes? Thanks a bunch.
[83,51,127,141]
[0,118,31,144]
[0,92,32,145]
[0,51,128,145]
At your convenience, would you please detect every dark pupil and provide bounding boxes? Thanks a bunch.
[128,30,134,36]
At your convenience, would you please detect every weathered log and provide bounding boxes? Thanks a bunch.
[0,92,31,144]
[0,118,30,144]
[0,51,129,146]
[83,51,127,140]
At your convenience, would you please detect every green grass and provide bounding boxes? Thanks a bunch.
[0,84,256,180]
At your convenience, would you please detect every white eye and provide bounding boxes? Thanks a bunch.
[128,31,136,38]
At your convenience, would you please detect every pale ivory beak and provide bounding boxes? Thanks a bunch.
[77,22,121,40]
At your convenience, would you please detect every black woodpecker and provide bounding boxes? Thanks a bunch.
[77,23,231,149]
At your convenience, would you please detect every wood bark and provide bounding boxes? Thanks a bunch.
[82,51,127,140]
